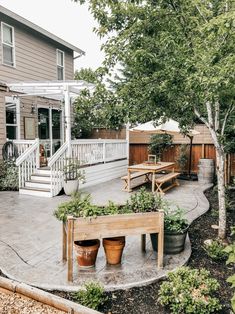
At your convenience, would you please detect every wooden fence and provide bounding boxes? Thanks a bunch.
[130,144,235,178]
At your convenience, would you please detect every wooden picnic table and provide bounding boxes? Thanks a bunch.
[127,162,175,193]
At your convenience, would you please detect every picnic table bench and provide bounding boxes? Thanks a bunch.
[121,171,151,191]
[155,172,180,194]
[124,162,177,193]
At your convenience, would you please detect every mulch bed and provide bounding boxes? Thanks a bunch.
[98,188,235,314]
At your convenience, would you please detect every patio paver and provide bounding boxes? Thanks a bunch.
[0,179,212,291]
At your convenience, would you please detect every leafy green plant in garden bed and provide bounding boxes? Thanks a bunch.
[164,205,188,233]
[203,239,228,261]
[72,281,107,310]
[158,266,222,314]
[124,187,161,213]
[54,192,132,222]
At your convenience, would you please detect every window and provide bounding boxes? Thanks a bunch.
[5,97,20,139]
[56,49,64,80]
[1,22,15,67]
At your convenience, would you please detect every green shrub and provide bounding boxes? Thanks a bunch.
[203,239,228,261]
[158,267,222,314]
[0,160,18,191]
[72,282,107,310]
[125,187,161,213]
[224,227,235,312]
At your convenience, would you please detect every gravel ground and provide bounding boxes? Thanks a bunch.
[0,290,65,314]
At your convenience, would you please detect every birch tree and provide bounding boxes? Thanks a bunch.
[76,0,235,239]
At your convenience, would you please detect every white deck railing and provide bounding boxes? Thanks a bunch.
[48,142,68,197]
[15,138,127,196]
[71,139,127,165]
[13,140,35,156]
[48,139,127,196]
[15,139,40,189]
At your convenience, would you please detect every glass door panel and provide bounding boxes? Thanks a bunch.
[38,108,49,139]
[38,108,50,158]
[52,109,62,154]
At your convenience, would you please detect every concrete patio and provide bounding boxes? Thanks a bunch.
[0,179,211,291]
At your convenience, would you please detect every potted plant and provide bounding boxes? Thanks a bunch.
[151,202,189,254]
[54,194,101,268]
[63,158,85,196]
[101,201,128,265]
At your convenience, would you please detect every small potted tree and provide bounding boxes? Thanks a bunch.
[148,133,173,162]
[176,144,189,176]
[151,199,189,254]
[63,158,85,196]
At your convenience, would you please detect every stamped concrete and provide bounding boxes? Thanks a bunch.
[0,179,212,291]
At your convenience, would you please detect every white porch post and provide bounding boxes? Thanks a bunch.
[126,121,130,165]
[64,86,71,156]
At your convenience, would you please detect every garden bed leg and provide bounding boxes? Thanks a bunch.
[141,234,146,252]
[158,211,164,269]
[67,217,74,282]
[62,222,67,262]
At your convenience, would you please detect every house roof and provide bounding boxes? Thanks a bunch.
[0,5,85,55]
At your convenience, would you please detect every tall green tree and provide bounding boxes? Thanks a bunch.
[75,0,235,239]
[73,68,125,138]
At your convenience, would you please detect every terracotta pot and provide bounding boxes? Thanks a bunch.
[103,237,125,265]
[74,239,100,268]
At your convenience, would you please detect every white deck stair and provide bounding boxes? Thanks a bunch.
[20,168,53,197]
[16,138,128,198]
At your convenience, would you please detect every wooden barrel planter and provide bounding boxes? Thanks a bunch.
[198,159,214,184]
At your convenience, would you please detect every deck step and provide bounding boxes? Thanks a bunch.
[25,181,51,189]
[19,187,52,198]
[31,174,51,182]
[35,168,51,175]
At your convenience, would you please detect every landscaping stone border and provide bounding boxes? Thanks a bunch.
[0,276,101,314]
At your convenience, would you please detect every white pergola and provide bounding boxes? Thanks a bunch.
[7,80,95,154]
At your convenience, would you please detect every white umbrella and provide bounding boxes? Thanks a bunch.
[130,119,200,136]
[130,119,200,177]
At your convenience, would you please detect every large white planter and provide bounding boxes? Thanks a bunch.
[64,180,79,196]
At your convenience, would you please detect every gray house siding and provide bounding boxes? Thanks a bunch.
[0,15,74,82]
[0,90,6,156]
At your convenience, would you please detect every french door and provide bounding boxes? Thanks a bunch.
[38,107,63,158]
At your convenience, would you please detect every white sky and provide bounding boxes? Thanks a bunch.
[0,0,105,71]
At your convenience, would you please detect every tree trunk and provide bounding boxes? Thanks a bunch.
[216,148,226,239]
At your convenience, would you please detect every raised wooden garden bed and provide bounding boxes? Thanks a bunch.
[63,211,164,282]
